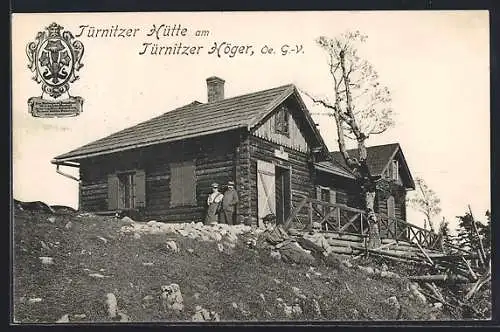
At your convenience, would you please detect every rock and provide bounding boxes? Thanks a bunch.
[210,232,223,242]
[409,283,427,304]
[194,292,200,300]
[73,314,86,319]
[433,302,443,310]
[47,217,56,223]
[117,312,130,322]
[160,283,184,312]
[39,242,51,252]
[273,278,281,284]
[89,273,107,278]
[56,314,70,323]
[97,236,108,244]
[28,298,42,304]
[282,303,293,317]
[311,298,323,317]
[192,305,218,321]
[39,256,54,265]
[105,293,118,318]
[386,296,400,309]
[292,303,303,316]
[143,295,154,301]
[292,287,306,299]
[259,293,266,302]
[166,240,179,253]
[64,221,72,230]
[270,251,281,260]
[133,233,141,239]
[142,262,154,266]
[147,220,157,226]
[225,232,238,243]
[358,265,375,274]
[217,243,224,252]
[381,263,389,272]
[187,248,194,253]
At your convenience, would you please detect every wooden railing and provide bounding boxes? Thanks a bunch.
[283,195,445,250]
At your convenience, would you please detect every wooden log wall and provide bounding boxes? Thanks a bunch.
[79,131,240,223]
[245,135,315,226]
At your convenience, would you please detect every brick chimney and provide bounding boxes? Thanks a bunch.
[206,76,225,103]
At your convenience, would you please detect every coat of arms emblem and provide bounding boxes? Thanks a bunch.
[26,22,85,117]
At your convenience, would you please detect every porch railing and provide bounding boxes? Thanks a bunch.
[283,195,446,251]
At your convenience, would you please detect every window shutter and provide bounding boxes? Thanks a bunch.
[107,173,119,210]
[170,163,181,207]
[134,170,146,208]
[184,163,196,205]
[170,161,196,207]
[329,189,336,204]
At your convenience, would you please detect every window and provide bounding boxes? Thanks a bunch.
[274,106,289,136]
[391,160,399,181]
[107,169,146,210]
[316,186,337,204]
[170,161,196,207]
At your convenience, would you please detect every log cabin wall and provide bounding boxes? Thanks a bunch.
[245,135,315,226]
[376,185,407,221]
[79,130,240,223]
[314,172,361,208]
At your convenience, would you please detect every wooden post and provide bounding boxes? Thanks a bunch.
[359,213,363,235]
[337,207,341,231]
[308,200,313,231]
[394,218,398,242]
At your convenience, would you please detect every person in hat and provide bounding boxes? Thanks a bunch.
[221,181,239,225]
[205,182,223,225]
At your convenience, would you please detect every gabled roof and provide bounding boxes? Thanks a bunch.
[330,143,415,189]
[314,161,356,180]
[54,84,328,162]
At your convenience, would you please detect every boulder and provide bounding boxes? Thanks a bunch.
[160,283,184,312]
[121,216,135,224]
[39,256,54,265]
[166,240,179,253]
[105,293,118,318]
[270,250,281,260]
[292,286,307,300]
[192,305,219,321]
[56,314,70,323]
[278,242,316,265]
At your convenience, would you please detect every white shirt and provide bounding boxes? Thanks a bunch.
[207,191,223,205]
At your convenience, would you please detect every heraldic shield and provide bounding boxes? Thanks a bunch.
[26,22,85,118]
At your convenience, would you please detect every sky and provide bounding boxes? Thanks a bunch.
[12,11,490,232]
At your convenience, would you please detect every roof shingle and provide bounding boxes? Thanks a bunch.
[330,143,400,176]
[54,84,294,161]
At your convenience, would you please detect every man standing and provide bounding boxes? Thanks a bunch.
[221,181,239,225]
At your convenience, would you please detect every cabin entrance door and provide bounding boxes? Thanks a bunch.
[275,165,291,225]
[257,160,276,228]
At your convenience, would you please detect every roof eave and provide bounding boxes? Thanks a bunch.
[314,163,356,180]
[53,124,247,162]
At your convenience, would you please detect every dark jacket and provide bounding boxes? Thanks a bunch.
[222,188,239,211]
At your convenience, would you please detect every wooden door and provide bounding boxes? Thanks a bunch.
[276,166,291,225]
[257,160,276,227]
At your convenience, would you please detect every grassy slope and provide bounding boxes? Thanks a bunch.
[13,210,449,323]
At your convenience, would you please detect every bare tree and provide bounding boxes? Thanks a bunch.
[303,31,395,248]
[407,177,442,233]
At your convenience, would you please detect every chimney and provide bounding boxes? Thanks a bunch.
[206,76,225,103]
